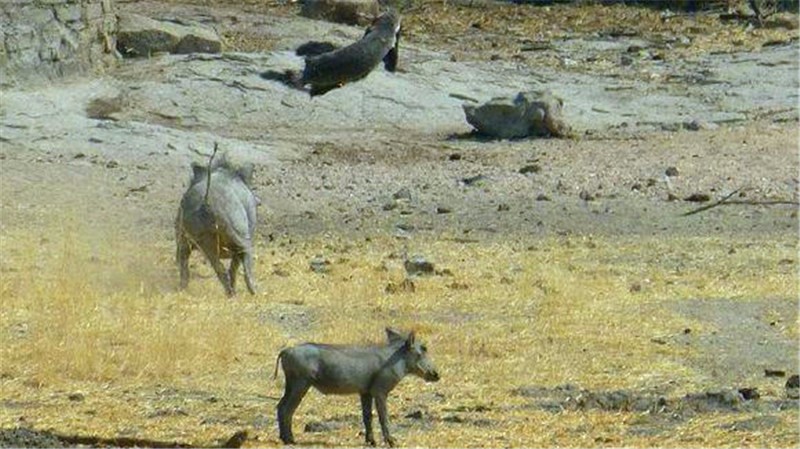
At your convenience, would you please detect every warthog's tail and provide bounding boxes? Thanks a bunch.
[273,350,284,380]
[203,142,219,206]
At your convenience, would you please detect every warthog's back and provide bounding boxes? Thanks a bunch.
[281,343,393,395]
[178,171,256,252]
[302,35,392,86]
[301,10,400,90]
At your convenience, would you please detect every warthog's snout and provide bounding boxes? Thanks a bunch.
[424,370,440,382]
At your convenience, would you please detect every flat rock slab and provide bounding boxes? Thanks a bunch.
[98,37,797,146]
[301,0,380,26]
[1,10,797,171]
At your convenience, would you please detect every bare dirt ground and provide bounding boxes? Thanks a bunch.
[1,1,798,447]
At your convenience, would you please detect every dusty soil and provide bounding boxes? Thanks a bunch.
[1,1,798,447]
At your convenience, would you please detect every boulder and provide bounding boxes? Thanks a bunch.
[116,13,221,57]
[301,0,380,26]
[463,90,571,139]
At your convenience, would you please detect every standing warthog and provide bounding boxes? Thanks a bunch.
[274,328,440,447]
[175,151,258,296]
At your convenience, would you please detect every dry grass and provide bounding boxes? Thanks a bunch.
[202,0,798,68]
[1,212,797,447]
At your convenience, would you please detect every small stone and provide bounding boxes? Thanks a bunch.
[405,410,424,420]
[392,187,412,201]
[461,174,486,186]
[404,256,434,276]
[105,160,118,169]
[684,193,711,202]
[519,164,541,174]
[665,166,679,177]
[448,153,462,161]
[764,369,786,378]
[579,190,594,201]
[309,256,330,274]
[436,206,452,214]
[738,388,759,401]
[385,278,415,294]
[684,119,719,131]
[497,203,510,212]
[304,420,337,433]
[442,414,465,423]
[222,430,248,448]
[447,282,469,290]
[536,194,551,201]
[786,374,799,389]
[67,393,85,402]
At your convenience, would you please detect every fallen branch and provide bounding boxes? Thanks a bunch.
[682,188,798,216]
[20,429,248,448]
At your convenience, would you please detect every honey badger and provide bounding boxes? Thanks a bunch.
[262,10,401,97]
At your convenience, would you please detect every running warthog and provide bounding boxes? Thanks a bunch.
[260,9,401,97]
[274,328,440,447]
[175,151,258,296]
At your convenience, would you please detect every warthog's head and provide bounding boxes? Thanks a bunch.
[387,328,440,382]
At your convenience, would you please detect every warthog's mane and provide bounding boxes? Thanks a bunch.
[190,151,254,186]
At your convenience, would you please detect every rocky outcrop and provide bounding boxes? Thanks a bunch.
[116,14,221,57]
[0,0,118,87]
[463,90,571,139]
[301,0,381,26]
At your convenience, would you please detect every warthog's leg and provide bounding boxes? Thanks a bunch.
[176,234,192,290]
[242,249,256,295]
[360,393,376,446]
[277,378,310,444]
[374,394,396,447]
[201,245,234,296]
[228,254,241,293]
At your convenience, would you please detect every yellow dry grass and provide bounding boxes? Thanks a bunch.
[1,212,797,447]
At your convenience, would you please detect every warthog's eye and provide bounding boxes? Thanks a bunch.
[420,344,427,353]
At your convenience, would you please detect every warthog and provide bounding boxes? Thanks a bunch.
[175,151,258,296]
[274,328,440,447]
[300,9,401,96]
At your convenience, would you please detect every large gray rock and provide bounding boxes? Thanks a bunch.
[116,13,221,57]
[301,0,380,26]
[0,0,118,87]
[463,90,571,139]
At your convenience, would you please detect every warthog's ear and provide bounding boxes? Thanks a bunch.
[386,327,404,344]
[405,331,416,348]
[191,162,207,184]
[236,163,255,185]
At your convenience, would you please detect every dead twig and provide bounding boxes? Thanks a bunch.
[682,188,798,216]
